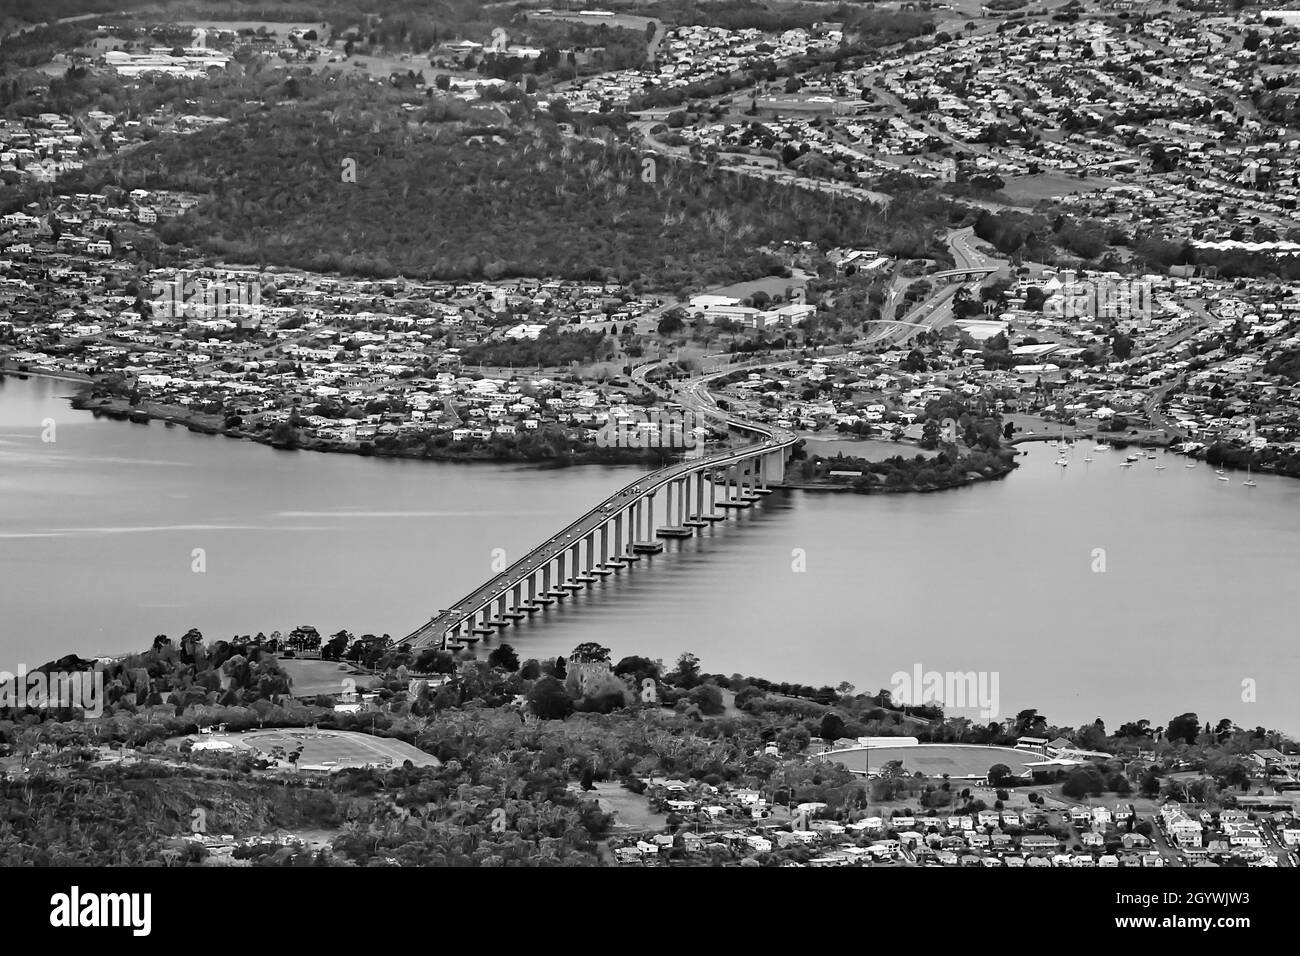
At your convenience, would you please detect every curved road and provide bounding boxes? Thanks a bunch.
[866,227,1000,345]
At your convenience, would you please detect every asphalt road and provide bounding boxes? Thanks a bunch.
[865,226,1001,346]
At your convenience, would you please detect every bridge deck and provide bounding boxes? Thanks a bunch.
[403,374,797,650]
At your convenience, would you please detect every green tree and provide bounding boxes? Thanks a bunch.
[322,630,351,660]
[527,676,573,720]
[672,652,701,689]
[688,683,724,715]
[657,312,685,337]
[987,763,1013,788]
[1112,331,1133,360]
[613,655,661,685]
[487,643,520,671]
[1166,712,1200,746]
[570,642,611,665]
[1139,769,1161,798]
[1061,765,1105,799]
[819,712,846,744]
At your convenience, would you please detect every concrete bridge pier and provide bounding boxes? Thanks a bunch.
[635,491,664,553]
[490,593,510,628]
[563,542,584,590]
[606,513,628,568]
[623,502,642,561]
[700,468,723,521]
[685,471,708,527]
[766,449,786,484]
[740,460,763,501]
[470,606,494,637]
[549,553,569,599]
[593,523,614,575]
[719,464,751,509]
[578,534,598,582]
[507,584,528,619]
[535,564,556,605]
[657,477,692,538]
[523,574,542,612]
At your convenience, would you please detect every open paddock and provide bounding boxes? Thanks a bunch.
[191,729,440,770]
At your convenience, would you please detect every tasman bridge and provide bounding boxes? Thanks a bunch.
[403,373,796,651]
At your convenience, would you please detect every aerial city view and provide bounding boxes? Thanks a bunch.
[0,0,1297,913]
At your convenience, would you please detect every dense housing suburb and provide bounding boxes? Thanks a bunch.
[0,0,1298,879]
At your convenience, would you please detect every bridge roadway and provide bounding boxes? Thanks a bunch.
[402,385,798,651]
[405,237,1000,649]
[929,266,998,282]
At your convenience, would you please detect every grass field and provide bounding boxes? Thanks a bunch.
[586,781,664,830]
[705,271,811,302]
[1000,172,1122,205]
[280,659,376,698]
[824,743,1045,778]
[228,729,440,769]
[532,11,656,32]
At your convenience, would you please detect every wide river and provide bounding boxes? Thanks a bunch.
[2,374,1297,733]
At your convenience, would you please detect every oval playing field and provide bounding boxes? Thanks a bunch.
[819,744,1043,779]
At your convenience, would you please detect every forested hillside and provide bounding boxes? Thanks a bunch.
[65,90,944,287]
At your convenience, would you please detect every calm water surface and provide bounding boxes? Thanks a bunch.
[2,374,1297,732]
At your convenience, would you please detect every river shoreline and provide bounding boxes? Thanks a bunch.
[3,372,1297,734]
[67,389,692,469]
[7,361,1002,483]
[777,458,1018,493]
[56,379,1021,491]
[0,364,92,386]
[11,361,1292,482]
